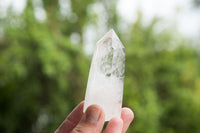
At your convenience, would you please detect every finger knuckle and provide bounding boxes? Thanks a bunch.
[71,126,85,133]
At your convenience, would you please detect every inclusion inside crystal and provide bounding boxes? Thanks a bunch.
[84,29,125,121]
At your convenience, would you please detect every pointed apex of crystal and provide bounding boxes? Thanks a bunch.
[97,29,124,49]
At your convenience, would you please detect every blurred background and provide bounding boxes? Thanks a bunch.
[0,0,200,133]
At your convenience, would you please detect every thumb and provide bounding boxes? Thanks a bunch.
[71,105,105,133]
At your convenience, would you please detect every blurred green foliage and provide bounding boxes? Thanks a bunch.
[194,0,200,6]
[0,0,200,133]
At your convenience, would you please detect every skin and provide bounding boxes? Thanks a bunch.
[55,101,134,133]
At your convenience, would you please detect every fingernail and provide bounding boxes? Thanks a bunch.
[85,105,101,123]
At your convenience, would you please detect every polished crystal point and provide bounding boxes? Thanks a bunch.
[83,29,125,121]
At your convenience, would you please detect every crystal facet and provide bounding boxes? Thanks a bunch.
[83,29,125,121]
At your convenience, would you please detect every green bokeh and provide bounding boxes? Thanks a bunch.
[0,0,200,133]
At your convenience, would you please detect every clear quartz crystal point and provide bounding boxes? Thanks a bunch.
[83,29,125,121]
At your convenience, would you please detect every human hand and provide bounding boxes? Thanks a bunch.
[55,101,134,133]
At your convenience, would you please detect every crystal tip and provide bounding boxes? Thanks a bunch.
[107,29,116,37]
[97,29,122,44]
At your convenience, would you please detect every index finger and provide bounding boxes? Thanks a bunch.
[55,101,84,133]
